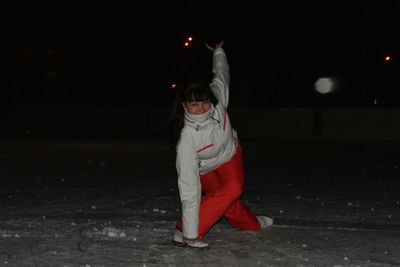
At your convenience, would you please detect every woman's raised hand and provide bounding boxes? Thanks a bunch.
[205,41,224,52]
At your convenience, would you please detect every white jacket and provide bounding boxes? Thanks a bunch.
[176,48,238,239]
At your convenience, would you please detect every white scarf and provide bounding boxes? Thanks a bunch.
[184,106,213,123]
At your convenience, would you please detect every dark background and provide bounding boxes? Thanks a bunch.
[1,0,400,108]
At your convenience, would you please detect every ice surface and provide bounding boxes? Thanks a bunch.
[0,139,399,266]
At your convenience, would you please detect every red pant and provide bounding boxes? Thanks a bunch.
[177,145,260,238]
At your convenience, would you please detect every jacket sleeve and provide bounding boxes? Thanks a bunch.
[176,133,201,239]
[210,47,230,108]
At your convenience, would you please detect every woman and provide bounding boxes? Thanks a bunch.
[170,41,273,249]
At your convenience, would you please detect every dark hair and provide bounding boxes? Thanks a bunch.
[168,82,218,152]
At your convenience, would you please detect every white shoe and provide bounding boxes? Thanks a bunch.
[257,216,274,228]
[173,229,183,243]
[172,230,210,249]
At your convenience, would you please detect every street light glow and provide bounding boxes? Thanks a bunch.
[184,36,194,47]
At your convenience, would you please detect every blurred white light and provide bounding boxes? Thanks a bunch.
[314,77,337,94]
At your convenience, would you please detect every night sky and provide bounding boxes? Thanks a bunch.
[2,0,400,108]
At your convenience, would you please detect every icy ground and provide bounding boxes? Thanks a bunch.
[0,138,399,267]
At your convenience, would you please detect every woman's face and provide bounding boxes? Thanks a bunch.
[183,100,212,115]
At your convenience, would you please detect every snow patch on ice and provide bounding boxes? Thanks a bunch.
[0,229,20,238]
[85,226,129,240]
